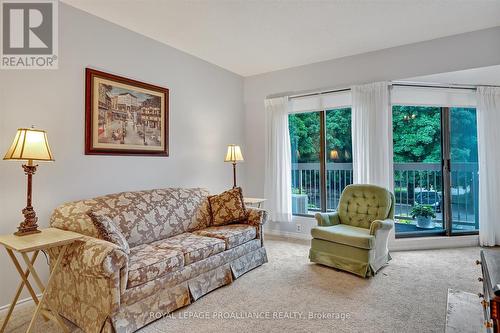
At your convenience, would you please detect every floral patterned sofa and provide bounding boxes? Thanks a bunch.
[47,188,268,333]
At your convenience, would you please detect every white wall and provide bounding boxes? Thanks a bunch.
[243,27,500,237]
[0,3,245,308]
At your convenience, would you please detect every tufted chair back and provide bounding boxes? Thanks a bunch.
[337,184,394,229]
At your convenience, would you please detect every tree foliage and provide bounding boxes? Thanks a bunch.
[289,112,320,162]
[392,106,442,163]
[289,108,352,163]
[393,106,478,163]
[289,106,478,164]
[326,108,352,162]
[450,108,478,162]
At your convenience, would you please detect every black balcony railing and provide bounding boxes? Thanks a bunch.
[291,162,479,231]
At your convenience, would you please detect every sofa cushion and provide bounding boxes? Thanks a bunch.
[208,187,247,226]
[311,224,374,250]
[87,211,130,255]
[128,244,184,288]
[153,233,226,265]
[88,188,211,248]
[193,224,257,249]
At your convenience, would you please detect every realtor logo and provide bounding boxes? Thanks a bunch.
[1,0,58,69]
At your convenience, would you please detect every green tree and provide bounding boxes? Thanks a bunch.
[450,108,478,162]
[289,112,320,163]
[392,106,441,163]
[289,106,478,164]
[326,108,352,163]
[289,109,352,163]
[392,106,478,163]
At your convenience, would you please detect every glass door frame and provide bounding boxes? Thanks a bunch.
[319,110,327,213]
[446,107,480,236]
[395,106,479,238]
[442,107,452,236]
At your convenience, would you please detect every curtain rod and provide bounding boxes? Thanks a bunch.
[288,88,351,99]
[269,81,500,100]
[391,81,477,91]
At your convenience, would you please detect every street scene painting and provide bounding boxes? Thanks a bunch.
[85,68,169,156]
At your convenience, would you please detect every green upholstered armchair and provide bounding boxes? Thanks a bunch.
[310,184,395,278]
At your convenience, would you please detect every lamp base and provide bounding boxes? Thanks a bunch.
[232,162,237,188]
[14,205,41,236]
[14,228,41,236]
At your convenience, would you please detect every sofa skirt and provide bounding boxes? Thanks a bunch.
[111,282,191,333]
[188,263,233,301]
[106,244,267,333]
[230,247,268,279]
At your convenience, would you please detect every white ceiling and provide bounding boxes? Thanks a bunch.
[62,0,500,77]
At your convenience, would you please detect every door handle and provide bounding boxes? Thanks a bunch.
[443,159,451,171]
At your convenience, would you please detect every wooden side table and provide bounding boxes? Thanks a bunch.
[244,197,266,208]
[0,228,82,333]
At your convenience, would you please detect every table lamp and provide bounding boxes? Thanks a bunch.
[3,127,54,236]
[224,144,244,188]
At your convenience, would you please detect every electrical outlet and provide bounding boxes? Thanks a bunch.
[296,224,302,232]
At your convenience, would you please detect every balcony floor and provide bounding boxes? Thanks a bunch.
[395,222,445,234]
[395,221,477,235]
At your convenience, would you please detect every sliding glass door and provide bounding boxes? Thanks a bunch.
[393,105,479,237]
[449,107,479,234]
[393,106,445,236]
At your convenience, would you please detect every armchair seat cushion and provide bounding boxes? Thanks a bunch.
[311,224,374,250]
[193,224,257,249]
[154,233,226,265]
[128,244,184,288]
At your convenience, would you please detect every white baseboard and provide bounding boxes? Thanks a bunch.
[0,294,42,313]
[389,235,479,251]
[264,228,479,251]
[264,229,311,241]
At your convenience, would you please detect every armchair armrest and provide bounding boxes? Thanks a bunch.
[369,219,394,236]
[314,212,341,227]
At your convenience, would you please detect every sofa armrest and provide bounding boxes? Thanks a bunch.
[314,212,341,227]
[246,207,268,226]
[64,236,128,277]
[47,235,128,331]
[369,219,394,236]
[244,208,268,246]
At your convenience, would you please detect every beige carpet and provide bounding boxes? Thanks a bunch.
[0,236,488,333]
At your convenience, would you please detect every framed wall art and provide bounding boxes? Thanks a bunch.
[85,68,169,156]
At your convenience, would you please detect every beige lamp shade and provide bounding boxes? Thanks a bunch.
[224,144,244,163]
[3,128,54,162]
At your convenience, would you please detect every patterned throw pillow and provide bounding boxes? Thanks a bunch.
[208,187,248,226]
[87,211,130,255]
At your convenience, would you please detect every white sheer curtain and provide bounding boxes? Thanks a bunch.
[264,97,292,222]
[477,87,500,246]
[351,82,393,190]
